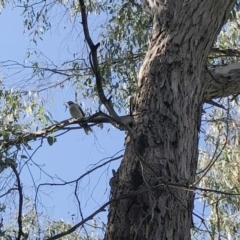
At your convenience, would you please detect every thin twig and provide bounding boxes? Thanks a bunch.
[46,180,240,239]
[35,154,122,203]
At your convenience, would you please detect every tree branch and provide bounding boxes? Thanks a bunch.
[210,48,240,58]
[46,181,240,240]
[35,153,123,202]
[204,62,240,101]
[0,112,133,150]
[0,188,18,198]
[78,0,119,119]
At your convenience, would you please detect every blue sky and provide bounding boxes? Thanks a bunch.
[0,5,124,231]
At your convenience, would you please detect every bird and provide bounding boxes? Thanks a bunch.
[67,101,92,135]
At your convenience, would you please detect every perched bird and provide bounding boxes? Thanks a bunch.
[67,101,92,135]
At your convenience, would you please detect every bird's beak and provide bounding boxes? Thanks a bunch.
[66,102,70,107]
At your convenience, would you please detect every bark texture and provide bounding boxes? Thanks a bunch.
[204,62,240,100]
[105,1,236,239]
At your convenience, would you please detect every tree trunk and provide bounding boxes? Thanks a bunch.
[105,1,236,239]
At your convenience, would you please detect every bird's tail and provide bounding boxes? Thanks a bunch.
[82,123,92,135]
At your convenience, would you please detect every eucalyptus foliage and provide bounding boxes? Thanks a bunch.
[197,11,240,239]
[2,1,151,112]
[1,203,104,239]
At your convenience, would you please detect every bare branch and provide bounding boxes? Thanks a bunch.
[46,203,107,240]
[0,188,18,198]
[46,180,240,239]
[36,153,123,194]
[78,0,119,119]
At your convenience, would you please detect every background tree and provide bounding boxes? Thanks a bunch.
[1,0,240,239]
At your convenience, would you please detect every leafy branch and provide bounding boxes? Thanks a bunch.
[0,111,133,150]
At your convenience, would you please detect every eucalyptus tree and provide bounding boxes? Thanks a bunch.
[1,0,240,239]
[105,1,240,239]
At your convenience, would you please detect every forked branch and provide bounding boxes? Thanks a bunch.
[79,0,119,119]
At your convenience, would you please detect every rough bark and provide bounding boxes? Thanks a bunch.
[204,62,240,100]
[105,1,236,240]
